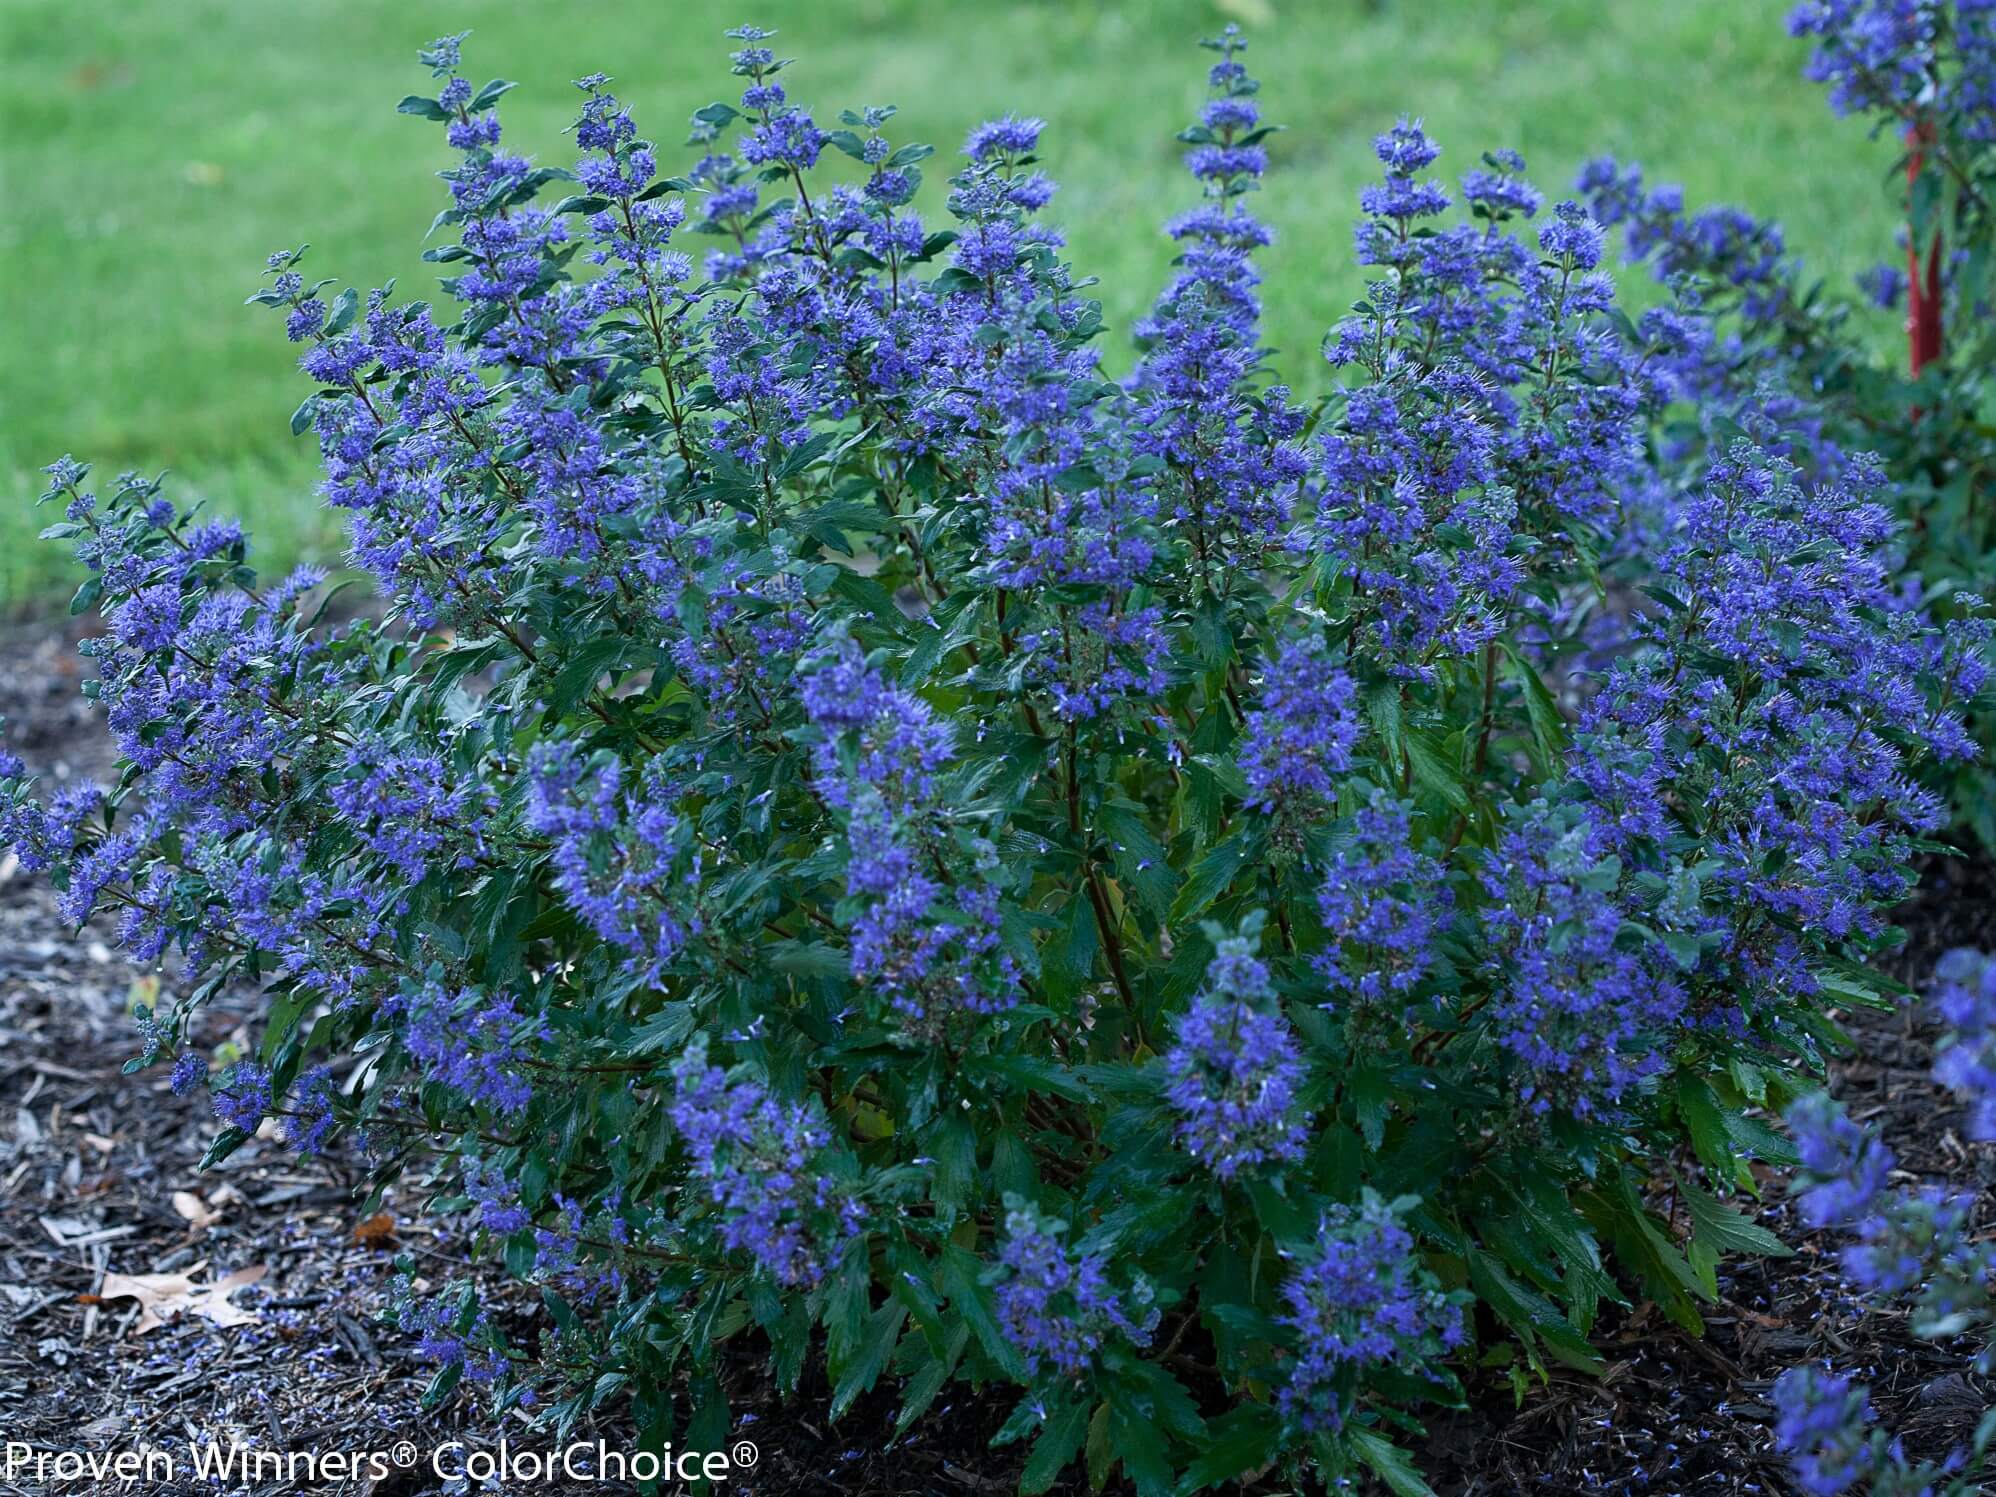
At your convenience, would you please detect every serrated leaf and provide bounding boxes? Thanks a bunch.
[931,1112,977,1216]
[1350,1064,1391,1149]
[1402,728,1471,814]
[1169,832,1258,924]
[829,1299,907,1419]
[1467,1248,1603,1372]
[1348,1428,1438,1497]
[1174,1401,1280,1493]
[1020,1398,1091,1495]
[1677,1076,1739,1181]
[894,1323,967,1435]
[1679,1177,1792,1258]
[1500,642,1567,770]
[940,1243,1024,1379]
[1099,803,1178,921]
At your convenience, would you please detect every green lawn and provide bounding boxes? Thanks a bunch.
[1,0,1902,608]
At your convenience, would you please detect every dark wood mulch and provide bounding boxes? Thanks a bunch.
[2,613,1991,1496]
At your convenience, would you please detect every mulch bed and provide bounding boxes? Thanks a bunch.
[2,614,1990,1496]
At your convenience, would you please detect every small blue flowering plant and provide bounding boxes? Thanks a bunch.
[1772,951,1996,1494]
[2,23,1986,1493]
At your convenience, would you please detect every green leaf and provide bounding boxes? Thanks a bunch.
[1677,1076,1744,1185]
[1402,728,1471,814]
[1582,1175,1708,1334]
[549,636,633,719]
[1119,1359,1206,1440]
[771,427,842,482]
[829,1299,908,1419]
[1364,680,1405,756]
[324,286,360,337]
[1116,1411,1177,1497]
[1175,1402,1279,1492]
[627,1002,696,1056]
[1467,1248,1603,1373]
[894,1323,968,1435]
[974,1055,1089,1102]
[1100,803,1178,921]
[931,1112,978,1216]
[1679,1075,1797,1169]
[469,79,516,112]
[940,1244,1024,1379]
[397,94,451,122]
[1019,1398,1091,1495]
[768,940,850,982]
[1189,594,1235,670]
[1350,1063,1391,1149]
[198,1127,251,1171]
[1724,1110,1800,1168]
[259,990,312,1063]
[1041,893,1099,1003]
[1086,1401,1114,1491]
[1500,642,1568,770]
[823,1240,871,1367]
[1678,1177,1792,1259]
[683,1377,730,1485]
[1169,831,1260,924]
[421,1360,464,1408]
[1348,1428,1438,1497]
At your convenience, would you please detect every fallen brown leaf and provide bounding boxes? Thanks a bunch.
[171,1190,219,1229]
[96,1263,267,1334]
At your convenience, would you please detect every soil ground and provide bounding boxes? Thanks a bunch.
[2,614,1990,1496]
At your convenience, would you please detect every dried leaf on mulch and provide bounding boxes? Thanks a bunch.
[94,1263,267,1334]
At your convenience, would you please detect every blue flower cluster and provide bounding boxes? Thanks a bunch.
[1161,920,1312,1179]
[397,1280,510,1387]
[1236,638,1358,816]
[394,983,537,1121]
[1931,948,1996,1139]
[1790,0,1996,133]
[524,744,698,985]
[1771,1366,1886,1497]
[1276,1194,1464,1433]
[801,643,1017,1033]
[1314,792,1451,1014]
[993,1199,1158,1379]
[1771,1359,1974,1494]
[667,1038,857,1286]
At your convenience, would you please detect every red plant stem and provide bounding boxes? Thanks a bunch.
[1907,121,1945,378]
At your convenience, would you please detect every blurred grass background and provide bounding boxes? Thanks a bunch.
[1,0,1901,609]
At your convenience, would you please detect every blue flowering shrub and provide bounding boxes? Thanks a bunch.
[1581,0,1996,851]
[2,23,1988,1493]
